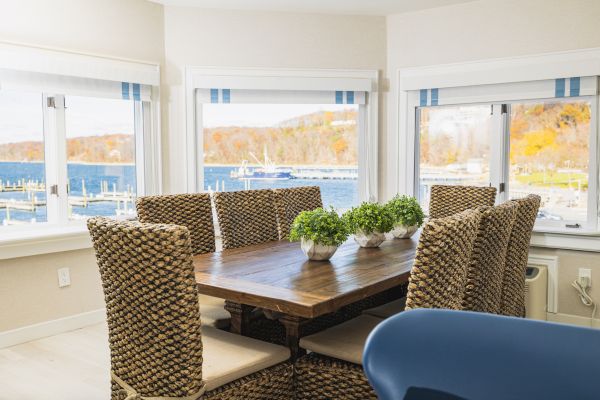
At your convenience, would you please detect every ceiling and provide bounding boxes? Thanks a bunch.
[150,0,479,16]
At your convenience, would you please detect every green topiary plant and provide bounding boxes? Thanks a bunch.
[289,207,349,246]
[343,202,395,234]
[386,195,425,227]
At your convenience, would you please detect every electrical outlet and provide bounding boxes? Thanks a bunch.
[57,267,71,288]
[579,268,592,288]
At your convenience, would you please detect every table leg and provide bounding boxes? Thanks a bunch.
[224,301,252,335]
[279,315,307,360]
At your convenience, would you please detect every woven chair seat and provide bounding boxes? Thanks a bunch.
[201,326,290,392]
[299,314,383,365]
[362,297,407,319]
[199,294,230,329]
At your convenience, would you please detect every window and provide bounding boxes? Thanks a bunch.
[201,103,360,211]
[508,100,592,225]
[415,95,598,231]
[0,89,149,229]
[65,96,137,220]
[0,89,46,225]
[417,105,492,213]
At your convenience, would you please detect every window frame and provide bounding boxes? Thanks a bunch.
[0,90,155,231]
[184,67,380,204]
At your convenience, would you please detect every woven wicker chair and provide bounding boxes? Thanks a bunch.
[213,189,279,249]
[295,210,481,399]
[273,186,323,239]
[87,218,293,400]
[500,195,541,317]
[136,193,215,254]
[428,184,497,219]
[405,208,482,310]
[136,193,228,329]
[462,203,518,314]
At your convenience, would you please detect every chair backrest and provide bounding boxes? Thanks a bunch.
[501,194,541,317]
[87,217,204,399]
[272,186,323,239]
[136,193,215,255]
[462,202,518,314]
[428,185,497,219]
[213,189,279,249]
[405,209,481,311]
[364,309,600,400]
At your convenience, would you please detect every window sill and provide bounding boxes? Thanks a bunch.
[531,230,600,252]
[0,224,92,260]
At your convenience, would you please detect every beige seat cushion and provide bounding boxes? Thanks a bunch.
[199,294,230,329]
[362,297,407,319]
[202,326,290,392]
[299,314,383,365]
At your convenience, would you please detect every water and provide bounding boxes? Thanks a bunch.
[0,162,357,224]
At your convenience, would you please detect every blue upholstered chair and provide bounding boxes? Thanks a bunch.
[363,309,600,400]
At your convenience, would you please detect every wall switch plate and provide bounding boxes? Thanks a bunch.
[578,268,592,288]
[57,267,71,287]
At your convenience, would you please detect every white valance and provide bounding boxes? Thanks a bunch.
[0,68,151,101]
[195,88,366,105]
[413,76,598,107]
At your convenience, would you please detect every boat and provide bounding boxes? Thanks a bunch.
[230,149,293,180]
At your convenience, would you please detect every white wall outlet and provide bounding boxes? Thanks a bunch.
[57,267,71,288]
[578,268,592,288]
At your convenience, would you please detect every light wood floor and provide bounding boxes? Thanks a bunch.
[0,323,110,400]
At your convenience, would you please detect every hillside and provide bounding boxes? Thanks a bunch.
[0,133,134,163]
[204,109,358,165]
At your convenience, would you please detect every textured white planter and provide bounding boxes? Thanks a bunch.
[300,238,338,261]
[354,230,386,248]
[391,223,418,239]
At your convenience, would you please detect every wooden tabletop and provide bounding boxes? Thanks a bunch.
[194,234,418,319]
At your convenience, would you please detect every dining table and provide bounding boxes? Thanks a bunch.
[193,233,419,358]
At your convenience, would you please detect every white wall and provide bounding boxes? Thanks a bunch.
[386,0,600,319]
[161,6,387,194]
[0,0,164,333]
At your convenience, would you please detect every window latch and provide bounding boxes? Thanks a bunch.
[565,223,581,229]
[498,183,505,193]
[50,184,59,196]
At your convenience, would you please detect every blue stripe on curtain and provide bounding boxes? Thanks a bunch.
[570,77,580,97]
[335,91,343,104]
[210,89,219,103]
[222,89,231,103]
[132,83,141,101]
[419,89,428,106]
[555,78,566,98]
[346,91,354,104]
[430,88,439,106]
[121,82,130,100]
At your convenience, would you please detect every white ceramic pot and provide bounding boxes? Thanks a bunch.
[301,238,338,261]
[354,229,386,248]
[391,223,418,239]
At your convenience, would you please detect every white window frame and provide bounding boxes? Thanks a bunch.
[183,67,379,203]
[0,44,161,259]
[396,47,600,251]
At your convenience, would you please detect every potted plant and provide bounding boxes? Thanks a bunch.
[290,207,349,261]
[343,202,394,248]
[385,195,424,239]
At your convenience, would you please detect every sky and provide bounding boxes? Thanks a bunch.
[0,90,355,144]
[0,90,134,144]
[202,103,356,128]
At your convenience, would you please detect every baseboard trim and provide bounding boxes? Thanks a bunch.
[0,308,106,349]
[546,312,600,329]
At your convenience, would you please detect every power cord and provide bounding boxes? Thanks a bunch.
[571,276,597,328]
